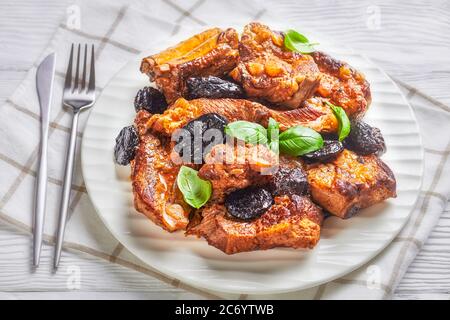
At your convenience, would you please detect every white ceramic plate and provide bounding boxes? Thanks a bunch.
[81,28,423,294]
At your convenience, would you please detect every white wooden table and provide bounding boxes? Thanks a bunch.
[0,0,449,300]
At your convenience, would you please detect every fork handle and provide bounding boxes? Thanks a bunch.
[54,110,80,268]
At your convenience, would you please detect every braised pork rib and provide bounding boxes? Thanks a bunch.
[230,22,321,108]
[141,28,239,103]
[312,51,371,119]
[198,143,277,202]
[187,195,323,254]
[146,97,338,135]
[307,149,396,218]
[131,113,191,232]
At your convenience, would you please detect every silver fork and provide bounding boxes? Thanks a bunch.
[54,44,95,268]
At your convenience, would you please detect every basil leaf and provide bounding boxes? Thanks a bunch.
[225,121,268,145]
[176,166,212,209]
[279,126,323,156]
[326,101,351,141]
[267,118,279,154]
[284,29,318,54]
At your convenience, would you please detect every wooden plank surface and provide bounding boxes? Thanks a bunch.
[0,0,449,299]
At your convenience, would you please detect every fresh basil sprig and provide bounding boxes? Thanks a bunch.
[267,118,280,154]
[176,166,212,209]
[279,125,323,156]
[284,29,318,54]
[225,119,324,156]
[224,121,268,145]
[326,101,351,141]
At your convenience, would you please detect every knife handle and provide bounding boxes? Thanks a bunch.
[54,110,80,268]
[33,122,49,267]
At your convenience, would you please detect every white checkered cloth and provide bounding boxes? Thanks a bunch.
[0,0,449,299]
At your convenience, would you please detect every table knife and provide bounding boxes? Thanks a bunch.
[34,52,56,267]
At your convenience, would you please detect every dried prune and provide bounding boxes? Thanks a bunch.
[302,140,344,162]
[174,113,228,164]
[344,121,386,156]
[134,86,168,114]
[268,167,309,197]
[187,76,244,99]
[114,125,139,165]
[225,186,274,220]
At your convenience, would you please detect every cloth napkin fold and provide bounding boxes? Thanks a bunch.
[0,0,449,299]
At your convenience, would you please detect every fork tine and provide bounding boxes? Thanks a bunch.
[81,44,87,90]
[88,44,95,93]
[64,44,74,90]
[73,44,81,92]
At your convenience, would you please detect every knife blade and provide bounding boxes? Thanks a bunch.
[34,52,56,267]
